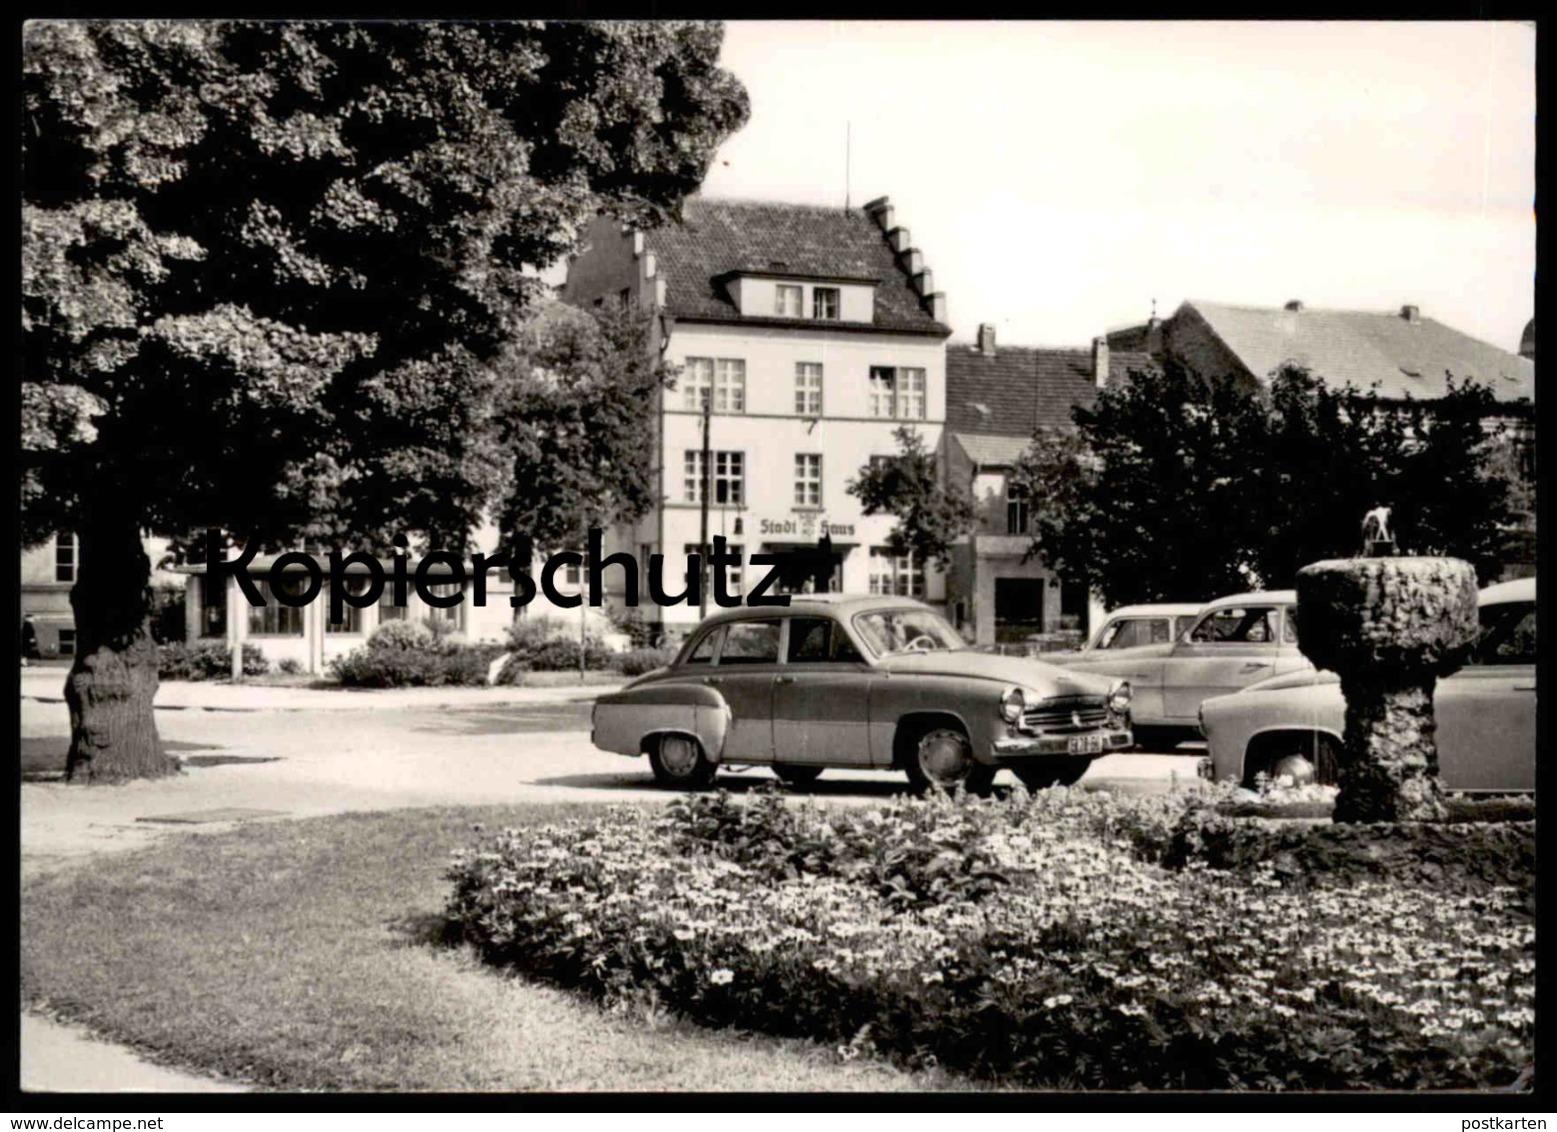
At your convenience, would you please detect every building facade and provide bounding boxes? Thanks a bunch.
[941,325,1155,648]
[21,533,177,658]
[561,195,955,640]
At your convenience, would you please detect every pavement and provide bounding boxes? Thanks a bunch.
[18,670,1207,1094]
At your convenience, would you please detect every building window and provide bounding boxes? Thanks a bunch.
[1006,480,1030,535]
[684,358,746,413]
[561,553,589,589]
[683,450,745,505]
[775,284,803,317]
[200,573,228,638]
[869,366,928,419]
[619,287,632,309]
[869,547,924,597]
[424,582,462,626]
[682,357,713,410]
[685,542,742,595]
[794,454,823,508]
[248,578,307,636]
[813,287,840,320]
[715,359,746,413]
[58,628,76,657]
[326,576,371,634]
[378,589,408,622]
[54,533,76,583]
[795,362,823,416]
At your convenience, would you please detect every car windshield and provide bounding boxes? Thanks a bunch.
[852,608,966,657]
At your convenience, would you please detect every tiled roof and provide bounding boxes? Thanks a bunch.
[946,343,1154,438]
[644,198,948,335]
[1186,301,1535,403]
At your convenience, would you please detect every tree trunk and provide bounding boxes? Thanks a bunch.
[64,511,177,783]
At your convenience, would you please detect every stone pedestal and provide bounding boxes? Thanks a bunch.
[1293,557,1479,823]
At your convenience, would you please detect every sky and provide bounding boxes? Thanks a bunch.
[674,20,1535,353]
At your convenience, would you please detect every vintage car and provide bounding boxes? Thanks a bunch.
[1056,590,1311,744]
[1042,603,1204,662]
[591,594,1134,793]
[1199,577,1536,791]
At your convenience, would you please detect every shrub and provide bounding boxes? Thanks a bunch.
[158,642,269,681]
[492,655,530,687]
[616,647,678,677]
[149,585,186,645]
[368,620,434,652]
[328,643,502,688]
[277,658,303,676]
[446,789,1533,1091]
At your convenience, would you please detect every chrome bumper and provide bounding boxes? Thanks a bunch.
[992,729,1134,758]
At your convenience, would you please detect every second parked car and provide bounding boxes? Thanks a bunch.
[1056,590,1311,744]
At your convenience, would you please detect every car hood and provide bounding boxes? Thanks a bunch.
[876,651,1120,696]
[1056,642,1177,667]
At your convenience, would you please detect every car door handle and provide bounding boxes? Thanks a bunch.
[774,676,795,685]
[1515,685,1536,692]
[1239,663,1268,672]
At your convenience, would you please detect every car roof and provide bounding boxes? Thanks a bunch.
[1104,603,1204,618]
[1202,590,1298,610]
[1480,576,1535,606]
[689,593,932,629]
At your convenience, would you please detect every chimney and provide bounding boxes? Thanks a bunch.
[887,226,911,253]
[1285,299,1304,312]
[927,293,948,323]
[912,268,934,298]
[1146,315,1163,358]
[1401,304,1420,324]
[977,323,996,356]
[1092,336,1110,389]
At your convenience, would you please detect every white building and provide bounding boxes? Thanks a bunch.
[561,195,954,641]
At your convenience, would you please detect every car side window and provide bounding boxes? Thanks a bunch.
[785,617,865,664]
[718,621,781,665]
[684,629,719,666]
[1173,615,1198,640]
[1149,618,1172,644]
[1096,621,1123,649]
[1474,603,1536,666]
[1283,607,1300,646]
[1191,607,1279,644]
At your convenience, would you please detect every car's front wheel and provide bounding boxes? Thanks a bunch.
[1012,757,1092,791]
[648,733,716,791]
[772,765,824,788]
[902,724,996,796]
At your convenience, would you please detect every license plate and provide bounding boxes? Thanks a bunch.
[1067,733,1107,755]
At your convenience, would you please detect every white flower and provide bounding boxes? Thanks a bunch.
[1043,994,1074,1010]
[709,968,734,986]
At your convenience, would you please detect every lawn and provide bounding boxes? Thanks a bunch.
[21,803,956,1093]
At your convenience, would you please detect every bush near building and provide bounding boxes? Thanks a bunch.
[329,620,503,688]
[446,788,1533,1091]
[157,642,269,681]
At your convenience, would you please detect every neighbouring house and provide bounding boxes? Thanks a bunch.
[940,324,1156,648]
[560,194,954,640]
[20,533,179,659]
[1107,299,1537,578]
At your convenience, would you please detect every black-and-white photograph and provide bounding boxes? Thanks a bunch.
[17,18,1535,1104]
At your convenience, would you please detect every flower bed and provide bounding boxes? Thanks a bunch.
[445,789,1533,1090]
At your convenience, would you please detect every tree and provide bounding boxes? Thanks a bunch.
[1009,359,1268,606]
[1013,358,1522,609]
[847,426,974,568]
[493,300,673,569]
[22,20,749,781]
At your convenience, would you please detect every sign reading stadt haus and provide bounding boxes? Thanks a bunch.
[758,517,857,540]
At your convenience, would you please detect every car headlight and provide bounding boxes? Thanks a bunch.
[1000,686,1028,723]
[1108,680,1132,716]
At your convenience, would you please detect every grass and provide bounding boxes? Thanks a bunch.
[22,803,955,1093]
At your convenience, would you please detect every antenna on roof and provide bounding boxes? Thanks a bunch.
[1151,297,1158,319]
[845,122,851,211]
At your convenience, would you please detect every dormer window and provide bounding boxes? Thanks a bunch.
[813,287,840,320]
[775,284,803,318]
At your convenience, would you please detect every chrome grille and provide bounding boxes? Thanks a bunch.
[1022,694,1109,734]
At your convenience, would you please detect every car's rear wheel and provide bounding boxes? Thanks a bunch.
[902,724,996,796]
[1012,757,1092,791]
[1247,733,1341,788]
[772,765,824,788]
[648,733,716,791]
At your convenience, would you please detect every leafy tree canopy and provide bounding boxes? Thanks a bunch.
[848,425,975,568]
